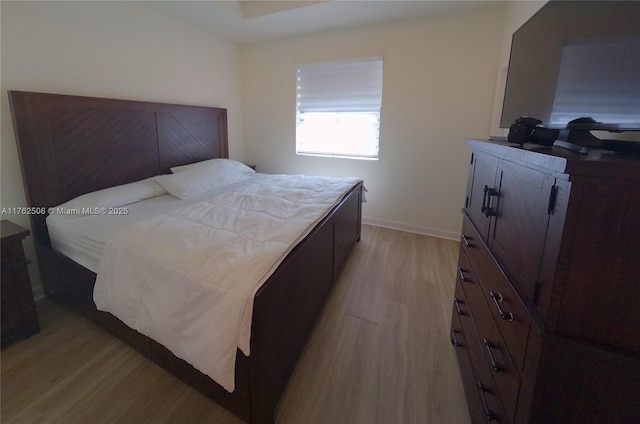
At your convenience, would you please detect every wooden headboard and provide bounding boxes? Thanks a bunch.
[8,91,229,247]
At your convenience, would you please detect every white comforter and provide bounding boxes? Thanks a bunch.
[93,174,361,392]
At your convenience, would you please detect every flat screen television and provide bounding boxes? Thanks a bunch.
[500,1,640,132]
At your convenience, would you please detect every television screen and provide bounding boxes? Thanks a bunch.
[500,1,640,131]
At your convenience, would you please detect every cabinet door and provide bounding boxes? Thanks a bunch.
[489,160,555,304]
[465,151,499,242]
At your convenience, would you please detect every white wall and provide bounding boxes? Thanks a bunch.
[242,4,507,239]
[0,1,548,296]
[0,1,244,295]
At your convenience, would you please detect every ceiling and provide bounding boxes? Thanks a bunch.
[148,1,493,44]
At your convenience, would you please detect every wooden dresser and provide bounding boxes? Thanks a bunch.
[450,139,640,423]
[1,220,40,345]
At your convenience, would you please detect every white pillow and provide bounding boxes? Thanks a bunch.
[156,161,252,199]
[51,177,167,215]
[170,158,255,175]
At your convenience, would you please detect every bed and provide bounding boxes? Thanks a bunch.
[8,91,363,424]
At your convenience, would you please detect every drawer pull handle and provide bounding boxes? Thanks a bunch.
[462,234,473,248]
[457,267,467,283]
[477,382,498,421]
[454,297,464,316]
[490,291,514,321]
[483,338,501,372]
[450,328,462,347]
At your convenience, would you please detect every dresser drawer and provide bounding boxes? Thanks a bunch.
[460,214,530,371]
[451,289,488,424]
[458,250,521,423]
[453,275,509,423]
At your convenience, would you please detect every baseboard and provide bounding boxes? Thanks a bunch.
[362,216,460,241]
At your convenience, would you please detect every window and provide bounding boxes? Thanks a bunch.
[296,57,383,160]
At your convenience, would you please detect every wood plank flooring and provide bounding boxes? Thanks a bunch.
[1,224,470,423]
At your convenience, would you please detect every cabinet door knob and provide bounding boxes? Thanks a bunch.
[461,234,473,248]
[481,185,490,213]
[482,186,499,217]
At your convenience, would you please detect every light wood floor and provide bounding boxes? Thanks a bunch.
[1,224,470,424]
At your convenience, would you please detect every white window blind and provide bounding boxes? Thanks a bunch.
[296,57,383,159]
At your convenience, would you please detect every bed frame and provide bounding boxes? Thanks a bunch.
[8,91,362,424]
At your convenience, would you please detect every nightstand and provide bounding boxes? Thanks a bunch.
[1,220,40,345]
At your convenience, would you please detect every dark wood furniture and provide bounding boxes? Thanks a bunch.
[8,91,362,424]
[1,220,40,345]
[451,139,640,423]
